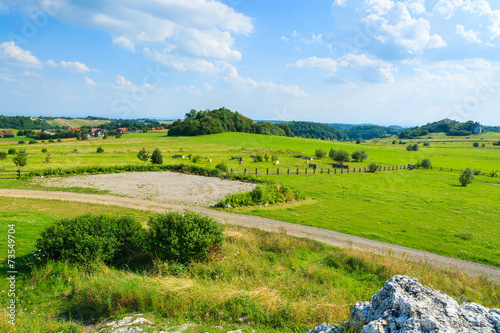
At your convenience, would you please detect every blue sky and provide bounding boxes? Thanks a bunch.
[1,0,500,126]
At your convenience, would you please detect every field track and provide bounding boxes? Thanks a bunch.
[1,188,499,282]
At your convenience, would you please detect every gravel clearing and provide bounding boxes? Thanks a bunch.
[34,172,256,206]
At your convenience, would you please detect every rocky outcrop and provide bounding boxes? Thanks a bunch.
[309,275,500,333]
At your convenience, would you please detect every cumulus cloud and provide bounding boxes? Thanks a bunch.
[292,54,396,83]
[60,61,90,73]
[0,41,42,67]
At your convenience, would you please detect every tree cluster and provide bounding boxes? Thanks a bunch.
[399,119,483,139]
[285,121,347,141]
[0,116,51,130]
[343,125,400,140]
[168,107,292,137]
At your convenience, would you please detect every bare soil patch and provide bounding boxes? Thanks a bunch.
[34,172,256,206]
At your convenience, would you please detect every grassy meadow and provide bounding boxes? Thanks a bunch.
[1,131,499,266]
[0,198,499,332]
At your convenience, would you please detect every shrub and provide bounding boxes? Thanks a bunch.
[264,153,269,162]
[351,149,368,162]
[151,148,163,164]
[29,140,37,144]
[137,148,150,163]
[219,183,304,208]
[49,139,55,143]
[215,161,228,172]
[271,154,279,162]
[459,168,475,187]
[356,138,362,144]
[368,162,380,173]
[481,143,486,148]
[473,142,479,148]
[57,139,61,142]
[18,140,25,144]
[96,146,104,153]
[36,214,145,265]
[406,144,419,151]
[315,149,326,159]
[490,170,498,178]
[192,155,202,163]
[423,142,430,147]
[333,149,350,164]
[418,159,432,169]
[0,151,7,160]
[253,154,264,162]
[41,148,48,153]
[473,169,481,175]
[392,140,396,144]
[493,141,500,146]
[146,211,224,264]
[328,148,336,159]
[8,148,16,155]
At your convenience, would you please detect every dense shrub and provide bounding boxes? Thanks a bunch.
[8,148,17,155]
[215,161,228,172]
[493,141,500,146]
[151,148,163,164]
[417,159,432,169]
[18,140,25,144]
[36,214,145,265]
[29,140,37,144]
[314,149,326,159]
[368,162,380,173]
[253,155,264,162]
[0,151,7,160]
[351,149,368,162]
[147,211,224,264]
[219,183,305,208]
[473,142,479,148]
[423,142,430,147]
[192,155,201,163]
[459,168,475,187]
[41,148,48,153]
[96,146,104,153]
[406,144,419,151]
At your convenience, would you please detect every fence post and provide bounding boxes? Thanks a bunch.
[231,168,233,174]
[296,168,299,175]
[440,167,442,171]
[256,168,258,175]
[277,168,279,175]
[321,169,323,174]
[328,168,330,174]
[341,169,343,174]
[359,168,361,173]
[313,168,315,174]
[347,168,349,173]
[335,169,336,174]
[287,169,290,175]
[353,168,355,173]
[18,169,21,178]
[244,168,246,174]
[267,168,269,175]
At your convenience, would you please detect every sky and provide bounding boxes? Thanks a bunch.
[1,0,500,126]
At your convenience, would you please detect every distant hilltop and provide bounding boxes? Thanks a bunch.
[398,119,486,139]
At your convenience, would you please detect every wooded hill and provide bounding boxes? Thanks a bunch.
[398,119,483,139]
[0,115,51,130]
[284,121,348,140]
[167,108,293,137]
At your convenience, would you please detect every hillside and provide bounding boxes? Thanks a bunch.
[0,115,51,130]
[399,119,483,139]
[285,121,348,140]
[168,107,293,137]
[343,125,401,140]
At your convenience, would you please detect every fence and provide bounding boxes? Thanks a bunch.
[0,170,29,179]
[228,165,408,176]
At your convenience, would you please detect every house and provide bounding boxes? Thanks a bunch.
[0,130,13,138]
[117,128,130,134]
[41,129,55,135]
[90,128,106,137]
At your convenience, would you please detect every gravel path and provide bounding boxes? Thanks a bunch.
[1,188,499,282]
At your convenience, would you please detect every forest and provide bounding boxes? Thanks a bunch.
[398,119,483,139]
[284,121,348,140]
[0,116,51,130]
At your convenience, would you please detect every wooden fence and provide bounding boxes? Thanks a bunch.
[0,170,29,179]
[228,165,408,176]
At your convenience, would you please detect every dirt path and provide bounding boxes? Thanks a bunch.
[1,188,499,282]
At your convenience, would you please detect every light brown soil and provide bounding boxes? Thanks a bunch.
[33,172,256,206]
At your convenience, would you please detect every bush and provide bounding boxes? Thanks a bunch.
[333,149,350,164]
[146,211,224,264]
[215,161,228,172]
[368,162,380,173]
[356,138,362,144]
[392,140,396,144]
[219,183,305,208]
[328,148,336,159]
[192,155,201,163]
[57,138,61,142]
[96,146,104,153]
[29,140,37,144]
[473,142,479,148]
[459,168,475,187]
[36,214,145,266]
[48,139,55,143]
[418,159,432,169]
[8,148,17,155]
[0,151,7,160]
[253,154,264,162]
[151,148,163,164]
[351,149,368,162]
[406,143,419,151]
[473,169,481,175]
[423,142,430,147]
[271,154,279,162]
[18,140,25,144]
[315,149,326,159]
[493,141,500,146]
[41,148,48,153]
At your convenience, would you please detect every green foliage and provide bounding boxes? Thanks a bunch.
[215,161,228,172]
[459,168,475,187]
[406,143,419,151]
[146,211,224,264]
[328,148,336,159]
[399,119,482,139]
[473,169,481,175]
[392,140,397,144]
[315,148,326,159]
[491,170,498,178]
[271,154,279,162]
[41,148,48,153]
[264,153,269,162]
[36,214,145,265]
[333,149,350,164]
[356,138,362,144]
[57,138,61,142]
[8,148,17,154]
[473,142,479,147]
[351,149,368,162]
[493,141,500,146]
[13,153,27,169]
[423,142,430,147]
[0,151,7,160]
[417,159,433,169]
[368,162,380,173]
[29,140,37,144]
[285,121,348,140]
[0,115,52,129]
[192,155,201,163]
[45,153,51,164]
[150,148,163,165]
[342,124,400,140]
[137,148,150,163]
[253,154,264,162]
[96,146,104,153]
[18,140,25,144]
[168,107,290,137]
[219,183,305,208]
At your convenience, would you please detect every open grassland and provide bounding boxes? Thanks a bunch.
[50,118,110,128]
[0,198,499,332]
[0,132,499,266]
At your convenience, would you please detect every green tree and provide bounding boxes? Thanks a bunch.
[328,148,336,160]
[356,138,362,144]
[96,146,104,153]
[0,151,7,160]
[473,142,479,148]
[459,168,475,187]
[264,153,269,162]
[368,162,380,172]
[137,148,150,163]
[334,150,350,164]
[13,154,27,171]
[418,159,432,169]
[351,149,368,162]
[151,148,163,165]
[315,149,326,159]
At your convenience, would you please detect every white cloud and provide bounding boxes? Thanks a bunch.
[21,70,41,77]
[0,41,42,67]
[60,61,90,73]
[112,36,136,53]
[456,25,481,43]
[292,54,396,83]
[46,59,58,67]
[84,77,97,87]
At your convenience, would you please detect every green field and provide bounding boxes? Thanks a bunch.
[1,132,499,266]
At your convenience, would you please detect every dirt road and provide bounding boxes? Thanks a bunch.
[1,188,499,282]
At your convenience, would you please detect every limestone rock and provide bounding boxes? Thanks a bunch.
[351,275,500,333]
